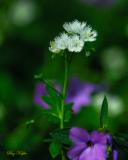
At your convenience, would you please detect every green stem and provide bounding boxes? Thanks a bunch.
[60,54,68,129]
[61,151,66,160]
[59,54,69,160]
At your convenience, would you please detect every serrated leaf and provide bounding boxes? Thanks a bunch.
[100,96,108,129]
[49,142,61,158]
[64,103,73,122]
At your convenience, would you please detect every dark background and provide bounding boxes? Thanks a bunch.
[0,0,128,159]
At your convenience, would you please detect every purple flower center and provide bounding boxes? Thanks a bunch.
[87,140,93,147]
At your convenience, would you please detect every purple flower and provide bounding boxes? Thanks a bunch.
[34,82,49,109]
[113,150,118,160]
[34,78,99,112]
[67,127,111,160]
[66,78,97,113]
[34,82,61,109]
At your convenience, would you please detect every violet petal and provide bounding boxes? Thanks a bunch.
[113,150,118,160]
[70,127,89,143]
[79,144,106,160]
[67,143,86,160]
[34,82,49,109]
[91,131,108,145]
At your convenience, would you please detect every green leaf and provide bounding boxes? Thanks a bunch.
[115,133,128,140]
[47,86,61,104]
[42,96,53,106]
[49,142,61,158]
[43,110,60,124]
[25,119,35,128]
[43,138,52,143]
[113,133,128,151]
[100,96,108,129]
[42,95,60,124]
[50,129,71,145]
[47,86,58,98]
[64,103,73,122]
[34,74,42,80]
[34,74,62,98]
[42,92,60,108]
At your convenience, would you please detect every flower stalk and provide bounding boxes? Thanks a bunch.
[59,54,69,160]
[60,53,69,129]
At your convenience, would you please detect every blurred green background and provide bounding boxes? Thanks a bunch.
[0,0,128,159]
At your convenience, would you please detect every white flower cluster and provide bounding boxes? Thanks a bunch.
[49,20,97,54]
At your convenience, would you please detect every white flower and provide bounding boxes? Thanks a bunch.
[63,20,97,42]
[68,35,84,52]
[63,20,86,34]
[49,41,61,53]
[49,20,97,54]
[80,26,97,42]
[55,33,70,50]
[49,33,70,53]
